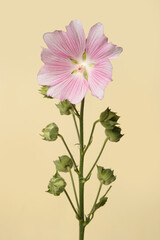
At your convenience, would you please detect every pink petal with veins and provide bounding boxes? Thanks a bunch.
[86,23,122,61]
[43,20,86,60]
[47,73,89,104]
[37,48,75,86]
[88,59,112,99]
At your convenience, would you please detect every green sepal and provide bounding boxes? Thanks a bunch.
[100,107,119,129]
[54,155,73,172]
[85,196,108,225]
[47,172,66,196]
[41,123,59,141]
[70,58,78,64]
[105,126,123,142]
[92,196,108,215]
[82,50,86,60]
[83,70,88,80]
[56,100,74,115]
[71,69,78,74]
[97,166,116,185]
[39,85,53,99]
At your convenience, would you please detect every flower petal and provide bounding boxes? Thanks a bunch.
[104,44,123,59]
[86,23,108,61]
[66,20,86,60]
[37,49,75,86]
[86,23,122,61]
[43,20,86,60]
[47,74,89,104]
[88,59,112,99]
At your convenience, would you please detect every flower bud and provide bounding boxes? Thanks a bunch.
[47,172,66,196]
[100,107,119,129]
[105,126,123,142]
[56,100,74,115]
[54,155,73,172]
[39,85,53,99]
[97,166,116,185]
[41,123,59,141]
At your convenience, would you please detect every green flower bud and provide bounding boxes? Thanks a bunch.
[47,172,66,196]
[97,166,116,185]
[56,100,74,115]
[105,126,123,142]
[41,123,59,141]
[54,155,73,172]
[39,85,53,99]
[100,107,119,129]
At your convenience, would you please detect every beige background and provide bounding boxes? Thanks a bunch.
[1,0,160,239]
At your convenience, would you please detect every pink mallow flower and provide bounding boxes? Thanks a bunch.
[37,20,122,104]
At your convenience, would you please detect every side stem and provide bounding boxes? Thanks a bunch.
[85,137,109,181]
[68,167,79,209]
[83,120,99,156]
[58,134,78,173]
[88,181,103,217]
[71,110,80,141]
[64,189,79,218]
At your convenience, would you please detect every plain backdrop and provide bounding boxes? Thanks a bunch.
[0,0,160,239]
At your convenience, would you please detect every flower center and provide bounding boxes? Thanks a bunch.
[77,65,85,73]
[70,55,94,81]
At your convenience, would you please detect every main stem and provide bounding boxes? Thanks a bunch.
[79,98,85,240]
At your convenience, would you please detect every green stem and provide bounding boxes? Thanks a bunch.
[64,189,79,218]
[68,167,79,209]
[71,110,80,141]
[84,120,99,156]
[85,137,109,181]
[72,105,80,117]
[88,181,103,217]
[79,98,85,240]
[58,134,78,173]
[103,185,112,198]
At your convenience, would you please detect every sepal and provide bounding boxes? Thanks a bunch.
[54,155,73,172]
[41,123,59,141]
[100,107,119,129]
[56,100,74,115]
[105,126,123,142]
[85,196,108,226]
[97,166,116,185]
[92,195,108,215]
[39,85,53,99]
[47,172,66,196]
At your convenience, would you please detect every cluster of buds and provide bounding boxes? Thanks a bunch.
[99,107,123,142]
